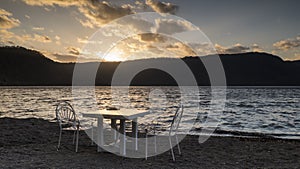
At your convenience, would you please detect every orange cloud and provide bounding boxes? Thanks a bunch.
[273,36,300,50]
[215,43,250,54]
[66,46,81,55]
[145,0,178,14]
[32,34,52,43]
[0,8,20,29]
[32,27,45,31]
[22,0,134,28]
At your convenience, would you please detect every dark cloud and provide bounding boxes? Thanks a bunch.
[139,33,166,43]
[0,8,20,29]
[145,0,178,14]
[273,36,300,50]
[66,46,81,55]
[78,1,134,27]
[32,34,52,43]
[23,0,180,29]
[22,0,134,28]
[153,18,197,35]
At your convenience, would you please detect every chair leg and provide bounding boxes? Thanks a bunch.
[75,128,79,153]
[73,130,76,145]
[114,127,120,144]
[57,129,62,150]
[169,136,175,162]
[145,133,148,160]
[154,135,157,153]
[175,135,181,155]
[91,125,94,145]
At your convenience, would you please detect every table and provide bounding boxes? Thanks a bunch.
[82,109,149,155]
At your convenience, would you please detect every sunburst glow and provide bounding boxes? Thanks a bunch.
[103,50,126,62]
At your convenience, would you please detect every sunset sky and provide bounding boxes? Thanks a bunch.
[1,0,300,62]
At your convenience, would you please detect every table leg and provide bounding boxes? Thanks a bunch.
[111,119,117,141]
[97,117,104,152]
[119,119,126,156]
[132,118,138,151]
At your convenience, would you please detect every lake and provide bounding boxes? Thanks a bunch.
[0,86,299,140]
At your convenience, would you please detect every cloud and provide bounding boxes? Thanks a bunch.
[32,34,52,43]
[78,18,95,29]
[188,43,217,56]
[54,35,60,41]
[41,49,99,63]
[99,33,217,61]
[166,42,196,56]
[0,29,32,46]
[13,33,52,44]
[78,1,134,27]
[77,37,103,44]
[145,0,178,14]
[54,35,61,45]
[0,8,20,29]
[21,0,79,7]
[66,46,81,55]
[153,18,198,35]
[273,36,300,50]
[164,42,216,57]
[50,52,101,63]
[113,16,154,35]
[40,50,80,63]
[0,29,52,46]
[110,35,211,60]
[215,43,265,54]
[77,37,89,44]
[44,7,52,12]
[22,0,134,28]
[0,29,14,38]
[138,33,166,43]
[101,35,168,61]
[0,29,15,45]
[22,0,181,29]
[251,44,264,52]
[215,43,251,54]
[51,53,79,63]
[32,27,45,31]
[293,53,300,60]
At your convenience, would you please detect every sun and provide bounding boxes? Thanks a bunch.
[103,50,126,62]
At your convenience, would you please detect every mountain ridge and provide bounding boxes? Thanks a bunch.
[0,46,299,86]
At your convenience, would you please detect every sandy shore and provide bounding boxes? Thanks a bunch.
[0,117,299,168]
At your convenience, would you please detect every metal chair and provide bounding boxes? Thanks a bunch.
[145,105,184,161]
[55,101,80,152]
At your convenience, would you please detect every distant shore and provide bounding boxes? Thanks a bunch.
[2,46,300,86]
[0,117,299,168]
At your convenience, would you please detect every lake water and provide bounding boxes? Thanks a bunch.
[0,86,299,140]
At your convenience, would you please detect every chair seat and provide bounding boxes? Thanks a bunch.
[61,123,76,129]
[60,120,79,128]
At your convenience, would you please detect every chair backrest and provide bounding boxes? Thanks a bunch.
[169,105,184,136]
[55,101,77,128]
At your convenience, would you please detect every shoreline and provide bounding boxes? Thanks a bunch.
[0,117,299,168]
[195,129,300,140]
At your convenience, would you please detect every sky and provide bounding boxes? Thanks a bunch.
[0,0,300,62]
